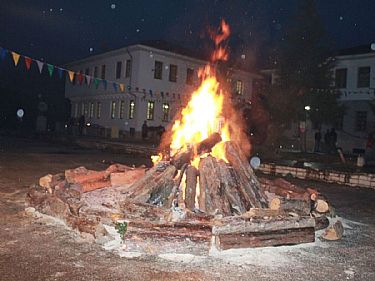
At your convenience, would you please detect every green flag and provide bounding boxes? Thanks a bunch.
[93,78,100,88]
[47,64,54,77]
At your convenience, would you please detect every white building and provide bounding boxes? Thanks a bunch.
[65,41,260,138]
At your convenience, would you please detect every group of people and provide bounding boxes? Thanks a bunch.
[314,128,337,153]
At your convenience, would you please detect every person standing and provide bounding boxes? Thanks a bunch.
[314,129,322,152]
[142,120,148,140]
[324,129,330,153]
[330,128,337,153]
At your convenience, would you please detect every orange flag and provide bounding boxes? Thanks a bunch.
[11,52,20,66]
[68,71,75,83]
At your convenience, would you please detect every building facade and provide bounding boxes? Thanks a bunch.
[65,42,260,138]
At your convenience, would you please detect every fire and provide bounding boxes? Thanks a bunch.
[152,19,234,168]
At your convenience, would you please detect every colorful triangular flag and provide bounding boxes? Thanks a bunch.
[113,82,118,92]
[119,84,125,92]
[68,71,75,83]
[85,75,92,86]
[24,57,32,70]
[102,80,107,90]
[93,78,100,88]
[36,60,44,73]
[77,73,84,85]
[0,47,6,60]
[47,64,54,77]
[57,68,64,79]
[11,52,20,66]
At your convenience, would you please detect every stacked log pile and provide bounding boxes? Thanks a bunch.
[26,139,342,252]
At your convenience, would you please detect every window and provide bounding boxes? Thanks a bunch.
[93,66,98,78]
[101,64,106,79]
[84,103,88,116]
[116,61,122,79]
[186,68,194,85]
[89,102,94,118]
[357,67,370,88]
[335,68,347,88]
[236,80,243,95]
[162,103,170,122]
[96,102,101,119]
[129,100,135,119]
[110,101,116,119]
[74,103,78,118]
[80,103,85,116]
[169,64,177,82]
[119,100,125,119]
[85,68,90,76]
[147,101,155,120]
[125,59,132,78]
[355,111,367,131]
[154,61,163,79]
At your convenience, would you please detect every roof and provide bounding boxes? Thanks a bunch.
[335,44,375,56]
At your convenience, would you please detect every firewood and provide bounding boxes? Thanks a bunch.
[185,165,198,210]
[224,141,268,208]
[165,164,188,208]
[110,168,146,187]
[39,173,65,194]
[198,156,231,216]
[269,197,311,215]
[196,132,222,154]
[242,208,286,218]
[260,177,310,202]
[321,220,344,240]
[314,215,330,230]
[314,199,329,213]
[170,149,194,169]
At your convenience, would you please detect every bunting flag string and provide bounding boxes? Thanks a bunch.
[0,45,127,94]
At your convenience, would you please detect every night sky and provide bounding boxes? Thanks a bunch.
[1,0,375,66]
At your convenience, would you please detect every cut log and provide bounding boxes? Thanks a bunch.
[213,216,315,249]
[196,132,222,155]
[110,168,146,187]
[269,197,311,215]
[314,215,330,230]
[65,167,107,184]
[80,180,111,193]
[170,149,193,170]
[224,141,268,208]
[39,173,65,194]
[216,161,246,214]
[185,165,198,210]
[165,164,188,208]
[242,208,286,218]
[198,156,231,216]
[321,220,344,240]
[314,199,329,213]
[130,165,176,202]
[259,177,310,202]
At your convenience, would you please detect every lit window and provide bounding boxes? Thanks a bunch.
[169,64,177,82]
[119,100,125,119]
[236,80,243,95]
[116,61,122,79]
[129,100,135,119]
[89,102,94,118]
[101,65,106,79]
[96,102,101,119]
[154,61,163,79]
[125,59,132,78]
[162,103,169,122]
[111,101,116,119]
[186,68,194,85]
[147,101,155,120]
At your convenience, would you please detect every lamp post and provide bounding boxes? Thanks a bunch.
[304,105,311,152]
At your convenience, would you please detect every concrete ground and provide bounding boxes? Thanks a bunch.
[0,136,374,281]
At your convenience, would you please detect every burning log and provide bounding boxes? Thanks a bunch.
[198,156,231,216]
[185,165,198,210]
[224,141,268,208]
[165,164,188,208]
[196,132,222,154]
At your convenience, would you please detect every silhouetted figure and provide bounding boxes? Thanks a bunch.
[329,128,337,153]
[142,121,148,140]
[324,129,330,153]
[314,129,321,152]
[78,115,85,136]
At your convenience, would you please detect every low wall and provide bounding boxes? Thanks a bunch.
[259,163,375,189]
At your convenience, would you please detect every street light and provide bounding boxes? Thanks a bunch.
[304,105,311,111]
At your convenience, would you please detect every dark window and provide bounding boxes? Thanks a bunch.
[129,100,135,119]
[357,67,370,88]
[85,68,90,76]
[125,59,132,78]
[335,68,347,88]
[162,103,169,122]
[93,66,98,78]
[119,100,125,119]
[169,64,177,82]
[116,61,122,79]
[147,101,155,120]
[96,102,101,119]
[101,65,106,79]
[355,111,367,131]
[186,68,194,85]
[154,61,163,80]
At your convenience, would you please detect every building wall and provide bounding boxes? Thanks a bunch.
[65,44,259,135]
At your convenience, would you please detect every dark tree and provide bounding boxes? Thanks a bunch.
[266,0,343,139]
